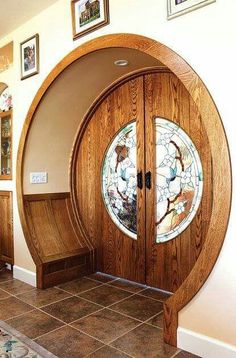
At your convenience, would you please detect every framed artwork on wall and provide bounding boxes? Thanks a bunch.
[167,0,216,20]
[20,34,39,80]
[71,0,109,40]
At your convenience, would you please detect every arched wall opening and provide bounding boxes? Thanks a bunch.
[17,34,231,346]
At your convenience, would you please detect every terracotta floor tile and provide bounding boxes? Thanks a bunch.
[79,285,132,307]
[0,296,33,320]
[111,323,178,358]
[175,350,201,357]
[110,294,163,321]
[0,279,34,295]
[0,288,11,299]
[35,325,103,358]
[147,311,163,328]
[88,345,130,357]
[57,277,103,294]
[42,296,102,323]
[7,309,64,339]
[140,288,171,302]
[72,308,140,344]
[16,287,72,307]
[0,269,13,283]
[86,272,117,283]
[109,278,146,293]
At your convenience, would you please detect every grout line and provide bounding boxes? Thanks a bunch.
[75,288,136,308]
[69,307,106,325]
[5,308,36,322]
[85,344,135,358]
[144,312,164,330]
[0,278,15,285]
[37,307,71,325]
[107,321,144,346]
[170,348,182,357]
[56,282,107,296]
[83,344,106,358]
[11,287,37,296]
[85,276,118,284]
[0,293,15,300]
[135,291,169,303]
[69,321,142,358]
[106,321,144,345]
[105,282,147,295]
[35,294,74,309]
[105,292,137,308]
[69,306,143,340]
[33,324,68,341]
[71,294,106,308]
[106,307,143,323]
[68,323,108,344]
[143,310,163,322]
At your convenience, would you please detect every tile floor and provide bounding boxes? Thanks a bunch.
[0,269,200,358]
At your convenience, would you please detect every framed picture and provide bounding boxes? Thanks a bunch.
[167,0,216,20]
[71,0,109,40]
[20,34,39,80]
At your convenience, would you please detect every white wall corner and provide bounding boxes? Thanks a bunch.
[178,327,236,358]
[13,265,36,287]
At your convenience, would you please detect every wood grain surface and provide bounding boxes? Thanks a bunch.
[144,72,213,292]
[0,191,13,264]
[75,77,146,283]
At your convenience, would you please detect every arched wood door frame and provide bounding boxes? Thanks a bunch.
[17,33,232,346]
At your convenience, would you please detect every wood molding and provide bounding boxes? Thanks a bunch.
[0,191,14,264]
[16,33,232,346]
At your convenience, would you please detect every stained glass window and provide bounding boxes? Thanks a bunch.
[155,117,203,243]
[101,118,203,244]
[102,122,137,239]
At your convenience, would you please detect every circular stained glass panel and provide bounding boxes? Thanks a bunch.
[102,122,137,239]
[155,117,203,243]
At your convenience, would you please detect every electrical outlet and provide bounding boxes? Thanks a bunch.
[30,172,48,184]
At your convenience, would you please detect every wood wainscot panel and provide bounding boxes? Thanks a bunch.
[23,192,94,288]
[0,191,13,265]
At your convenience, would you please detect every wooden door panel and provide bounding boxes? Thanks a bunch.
[75,77,146,283]
[0,191,13,264]
[144,73,212,292]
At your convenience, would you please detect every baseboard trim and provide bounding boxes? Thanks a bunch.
[13,265,36,287]
[177,327,236,358]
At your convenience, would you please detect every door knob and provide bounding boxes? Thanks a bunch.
[145,171,151,189]
[137,171,143,189]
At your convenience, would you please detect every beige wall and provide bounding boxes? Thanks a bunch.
[0,0,235,350]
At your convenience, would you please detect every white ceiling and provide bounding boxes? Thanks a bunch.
[0,0,59,40]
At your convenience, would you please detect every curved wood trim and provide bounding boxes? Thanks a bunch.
[16,33,232,346]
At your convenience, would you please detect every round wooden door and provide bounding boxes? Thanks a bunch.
[74,71,212,292]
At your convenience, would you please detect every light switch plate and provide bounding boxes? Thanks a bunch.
[30,172,48,184]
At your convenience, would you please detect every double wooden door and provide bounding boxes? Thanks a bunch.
[75,71,212,293]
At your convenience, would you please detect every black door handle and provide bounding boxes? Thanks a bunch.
[137,171,143,189]
[145,171,151,190]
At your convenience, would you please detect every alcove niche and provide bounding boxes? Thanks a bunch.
[17,34,231,346]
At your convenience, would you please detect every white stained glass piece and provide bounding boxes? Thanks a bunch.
[155,117,203,243]
[0,87,12,112]
[102,122,137,239]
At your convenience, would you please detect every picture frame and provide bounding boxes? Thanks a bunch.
[20,34,39,80]
[71,0,109,40]
[167,0,216,20]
